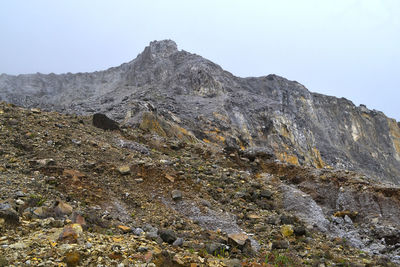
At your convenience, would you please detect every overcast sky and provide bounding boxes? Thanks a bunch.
[1,0,399,120]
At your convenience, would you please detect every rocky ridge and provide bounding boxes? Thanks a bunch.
[1,40,400,184]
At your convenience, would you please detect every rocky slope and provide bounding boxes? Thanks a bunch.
[1,102,400,266]
[1,40,400,184]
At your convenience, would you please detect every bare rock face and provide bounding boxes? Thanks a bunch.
[1,39,400,184]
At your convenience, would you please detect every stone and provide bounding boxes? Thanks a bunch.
[92,113,119,131]
[146,231,159,240]
[205,242,227,256]
[64,251,81,267]
[171,190,182,201]
[33,207,49,218]
[133,227,144,236]
[247,214,261,220]
[260,190,273,199]
[59,224,83,243]
[54,201,73,216]
[172,237,183,247]
[272,240,289,249]
[159,229,177,244]
[30,158,55,167]
[165,174,175,182]
[344,215,353,224]
[138,246,148,252]
[72,213,86,228]
[9,241,29,249]
[294,226,306,236]
[14,191,26,198]
[281,225,294,237]
[0,203,19,225]
[117,225,132,233]
[224,259,242,267]
[117,165,131,175]
[227,233,249,246]
[15,199,24,205]
[280,214,296,225]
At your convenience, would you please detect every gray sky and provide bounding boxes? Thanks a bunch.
[1,0,399,120]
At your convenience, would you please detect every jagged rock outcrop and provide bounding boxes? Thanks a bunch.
[1,39,400,184]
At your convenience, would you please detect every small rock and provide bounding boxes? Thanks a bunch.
[159,229,177,244]
[171,190,182,201]
[9,241,29,249]
[138,246,148,252]
[294,226,306,236]
[272,240,289,249]
[0,203,20,225]
[224,258,242,267]
[266,216,278,225]
[59,224,83,243]
[228,233,249,246]
[64,251,81,267]
[85,242,93,249]
[54,201,73,216]
[31,158,55,167]
[172,237,183,247]
[72,213,86,228]
[280,214,296,225]
[206,242,226,255]
[143,224,158,233]
[118,165,131,175]
[117,225,132,233]
[165,174,175,182]
[260,190,273,199]
[15,199,25,205]
[280,225,294,237]
[134,227,144,236]
[33,207,49,218]
[344,215,353,224]
[14,191,26,198]
[247,214,261,220]
[146,231,159,240]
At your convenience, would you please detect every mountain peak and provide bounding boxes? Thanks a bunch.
[147,39,178,57]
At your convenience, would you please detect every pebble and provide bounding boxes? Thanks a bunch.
[172,237,183,247]
[134,227,144,236]
[159,229,177,244]
[280,225,294,237]
[15,199,25,205]
[14,191,26,198]
[117,165,131,175]
[228,233,249,246]
[272,240,289,249]
[138,246,148,252]
[171,190,182,201]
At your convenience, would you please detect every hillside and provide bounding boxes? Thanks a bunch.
[0,102,400,266]
[1,40,400,185]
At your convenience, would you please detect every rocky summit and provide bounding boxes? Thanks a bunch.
[0,40,400,266]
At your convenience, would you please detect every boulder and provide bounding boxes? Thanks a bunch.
[92,113,119,130]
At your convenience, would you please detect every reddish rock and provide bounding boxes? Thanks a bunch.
[59,224,83,243]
